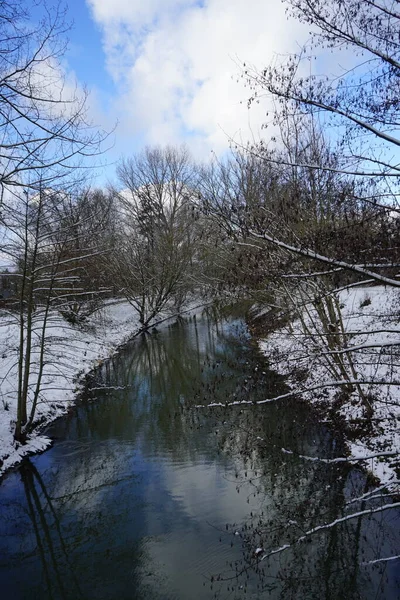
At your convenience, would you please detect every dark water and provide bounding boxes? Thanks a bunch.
[0,311,399,600]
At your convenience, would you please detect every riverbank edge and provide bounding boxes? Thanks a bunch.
[0,298,210,480]
[248,286,400,490]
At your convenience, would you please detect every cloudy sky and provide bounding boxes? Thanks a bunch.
[63,0,309,179]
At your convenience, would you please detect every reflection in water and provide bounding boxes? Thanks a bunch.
[20,461,85,600]
[0,311,398,599]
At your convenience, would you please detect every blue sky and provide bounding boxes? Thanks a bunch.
[62,1,122,182]
[65,1,112,97]
[50,0,311,185]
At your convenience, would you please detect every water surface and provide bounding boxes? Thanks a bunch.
[0,311,398,599]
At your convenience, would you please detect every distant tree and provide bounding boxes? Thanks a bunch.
[198,120,381,299]
[114,146,200,327]
[198,150,281,299]
[46,188,114,324]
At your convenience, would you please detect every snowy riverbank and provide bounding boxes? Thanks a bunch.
[0,299,204,477]
[259,286,400,488]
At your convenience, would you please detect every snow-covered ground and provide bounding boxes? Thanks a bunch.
[259,286,400,488]
[0,298,204,477]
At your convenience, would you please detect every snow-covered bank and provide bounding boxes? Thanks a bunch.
[259,286,400,487]
[0,299,205,477]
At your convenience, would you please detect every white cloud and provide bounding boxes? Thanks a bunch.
[86,0,308,158]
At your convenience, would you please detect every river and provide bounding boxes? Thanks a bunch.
[0,310,399,599]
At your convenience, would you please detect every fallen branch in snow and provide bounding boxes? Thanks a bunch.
[264,329,400,338]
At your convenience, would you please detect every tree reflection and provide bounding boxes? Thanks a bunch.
[206,402,399,599]
[18,460,84,600]
[84,311,399,599]
[0,311,398,600]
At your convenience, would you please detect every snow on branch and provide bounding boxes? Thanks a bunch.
[361,555,400,566]
[259,503,400,562]
[246,231,400,288]
[280,448,399,464]
[195,379,400,409]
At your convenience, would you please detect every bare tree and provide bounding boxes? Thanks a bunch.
[240,0,400,286]
[0,0,111,443]
[198,121,379,298]
[0,184,111,442]
[113,146,200,327]
[0,0,106,201]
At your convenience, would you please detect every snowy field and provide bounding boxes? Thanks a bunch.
[259,286,400,488]
[0,299,204,477]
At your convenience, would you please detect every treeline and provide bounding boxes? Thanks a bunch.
[4,127,399,324]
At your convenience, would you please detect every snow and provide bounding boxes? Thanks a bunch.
[259,286,400,488]
[0,297,205,477]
